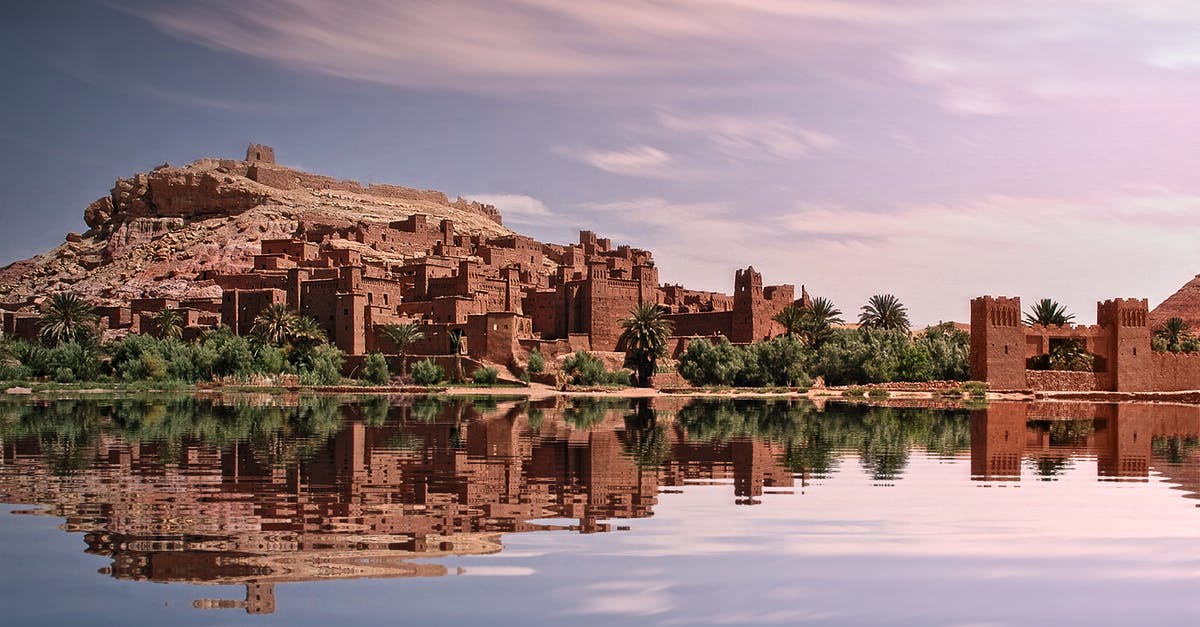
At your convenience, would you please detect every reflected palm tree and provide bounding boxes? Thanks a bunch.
[622,399,670,469]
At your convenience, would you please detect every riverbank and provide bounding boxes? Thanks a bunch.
[5,379,1200,405]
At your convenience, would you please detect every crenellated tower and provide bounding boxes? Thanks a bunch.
[1097,298,1152,392]
[969,296,1026,389]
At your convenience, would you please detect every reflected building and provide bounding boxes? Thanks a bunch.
[970,402,1200,496]
[0,397,794,614]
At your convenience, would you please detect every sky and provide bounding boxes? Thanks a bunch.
[2,0,1199,325]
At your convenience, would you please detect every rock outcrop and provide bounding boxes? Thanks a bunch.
[0,147,511,308]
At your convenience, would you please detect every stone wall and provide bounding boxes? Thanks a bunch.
[1152,353,1200,391]
[1024,370,1101,392]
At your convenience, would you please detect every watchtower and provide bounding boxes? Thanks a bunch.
[246,143,276,164]
[1097,298,1152,392]
[732,266,764,343]
[969,296,1026,389]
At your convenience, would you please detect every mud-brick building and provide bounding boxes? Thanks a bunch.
[970,295,1200,392]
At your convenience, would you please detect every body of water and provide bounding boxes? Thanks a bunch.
[0,396,1195,626]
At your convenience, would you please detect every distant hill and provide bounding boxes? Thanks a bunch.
[1150,274,1200,331]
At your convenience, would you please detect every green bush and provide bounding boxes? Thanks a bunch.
[48,342,101,382]
[53,367,76,383]
[362,353,390,385]
[677,338,746,386]
[298,344,344,385]
[9,341,52,378]
[561,351,628,386]
[411,358,445,386]
[472,366,500,385]
[963,382,988,398]
[0,361,32,381]
[526,349,545,375]
[678,336,811,388]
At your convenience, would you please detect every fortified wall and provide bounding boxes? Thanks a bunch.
[970,295,1200,392]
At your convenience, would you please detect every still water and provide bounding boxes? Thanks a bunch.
[0,396,1195,626]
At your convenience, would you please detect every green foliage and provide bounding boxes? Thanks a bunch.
[859,294,910,332]
[378,322,425,375]
[1153,317,1199,353]
[561,350,630,386]
[772,305,806,337]
[9,341,52,378]
[808,326,967,386]
[916,323,970,380]
[677,338,747,387]
[746,335,812,387]
[963,381,988,398]
[677,335,812,388]
[38,292,99,347]
[472,366,500,385]
[411,358,445,386]
[1024,298,1074,326]
[151,309,184,341]
[297,344,344,386]
[782,296,844,349]
[618,303,674,387]
[526,349,545,375]
[1028,339,1095,372]
[251,303,299,348]
[47,342,102,382]
[362,353,390,385]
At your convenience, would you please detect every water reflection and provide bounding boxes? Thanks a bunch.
[0,397,1196,615]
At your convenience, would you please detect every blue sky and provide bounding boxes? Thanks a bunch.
[3,1,1199,324]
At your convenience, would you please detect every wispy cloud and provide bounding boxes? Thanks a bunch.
[557,145,684,179]
[124,0,1200,112]
[461,193,553,222]
[656,111,837,161]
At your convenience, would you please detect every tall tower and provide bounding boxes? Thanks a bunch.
[1097,298,1152,392]
[969,296,1026,389]
[732,266,763,343]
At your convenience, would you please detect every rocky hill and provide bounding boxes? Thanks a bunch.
[0,146,511,308]
[1150,274,1200,331]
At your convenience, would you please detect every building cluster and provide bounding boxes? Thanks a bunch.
[2,145,809,371]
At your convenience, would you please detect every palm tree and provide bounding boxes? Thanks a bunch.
[800,296,843,349]
[858,294,910,332]
[379,322,425,374]
[1047,340,1094,371]
[618,302,675,387]
[448,329,465,382]
[772,305,805,337]
[1154,317,1193,352]
[1024,298,1074,326]
[288,315,328,352]
[251,303,298,348]
[38,292,98,346]
[151,309,184,341]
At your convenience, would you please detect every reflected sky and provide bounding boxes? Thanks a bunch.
[0,397,1195,626]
